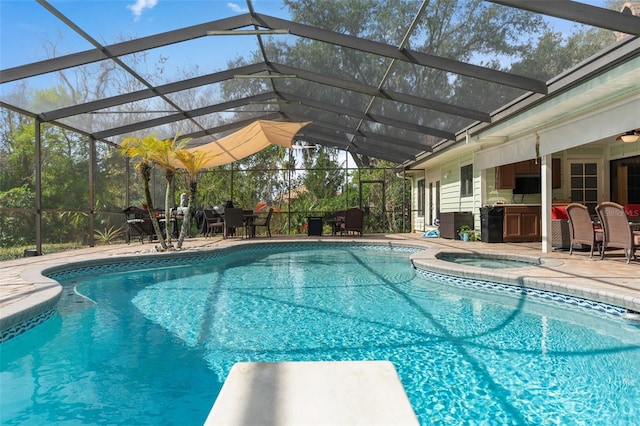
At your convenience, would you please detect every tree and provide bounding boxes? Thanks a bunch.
[120,135,167,251]
[172,149,217,249]
[301,147,344,205]
[354,161,410,232]
[0,184,34,247]
[509,27,616,81]
[148,135,188,248]
[233,144,289,207]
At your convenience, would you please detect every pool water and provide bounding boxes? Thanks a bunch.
[1,244,639,425]
[437,252,538,269]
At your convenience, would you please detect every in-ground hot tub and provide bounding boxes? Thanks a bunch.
[435,252,540,269]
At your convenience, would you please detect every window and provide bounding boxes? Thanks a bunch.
[571,162,598,214]
[417,179,425,216]
[460,164,473,197]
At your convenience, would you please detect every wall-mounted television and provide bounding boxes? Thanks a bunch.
[513,176,541,194]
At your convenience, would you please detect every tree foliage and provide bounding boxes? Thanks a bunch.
[120,134,168,250]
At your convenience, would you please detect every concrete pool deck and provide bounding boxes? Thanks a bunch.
[2,233,640,339]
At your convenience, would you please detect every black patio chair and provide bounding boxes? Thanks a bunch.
[203,208,224,237]
[251,208,273,237]
[123,206,155,243]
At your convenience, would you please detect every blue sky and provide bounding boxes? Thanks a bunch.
[0,0,614,70]
[0,0,291,70]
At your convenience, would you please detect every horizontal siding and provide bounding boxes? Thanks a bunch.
[440,158,480,215]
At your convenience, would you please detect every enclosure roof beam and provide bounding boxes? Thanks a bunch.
[0,14,254,84]
[486,1,640,36]
[282,101,436,153]
[300,132,409,163]
[91,92,276,140]
[302,121,425,157]
[299,118,429,155]
[1,11,549,95]
[40,63,266,121]
[252,14,547,93]
[265,63,490,122]
[277,92,454,141]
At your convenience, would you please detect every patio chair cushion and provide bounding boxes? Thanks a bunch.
[551,206,569,220]
[551,205,570,248]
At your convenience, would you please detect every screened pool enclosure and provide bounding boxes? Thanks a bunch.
[1,0,638,254]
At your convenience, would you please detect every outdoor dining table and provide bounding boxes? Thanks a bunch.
[198,208,258,238]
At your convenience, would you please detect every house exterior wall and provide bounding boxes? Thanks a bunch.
[411,142,640,234]
[406,42,639,242]
[484,160,565,206]
[412,154,483,232]
[440,156,480,222]
[609,140,640,160]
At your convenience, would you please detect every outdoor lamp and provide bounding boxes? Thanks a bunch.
[617,129,640,143]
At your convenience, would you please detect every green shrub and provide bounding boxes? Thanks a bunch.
[0,242,88,261]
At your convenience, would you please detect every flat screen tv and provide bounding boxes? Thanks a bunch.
[513,176,541,194]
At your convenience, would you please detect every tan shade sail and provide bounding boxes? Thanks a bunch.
[187,120,311,168]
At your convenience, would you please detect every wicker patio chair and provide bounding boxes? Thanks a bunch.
[551,206,570,249]
[342,207,364,236]
[566,203,603,258]
[595,201,640,263]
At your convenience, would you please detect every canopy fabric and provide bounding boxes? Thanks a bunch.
[187,120,311,168]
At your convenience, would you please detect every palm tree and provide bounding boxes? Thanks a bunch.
[149,135,187,249]
[120,135,168,251]
[173,148,217,249]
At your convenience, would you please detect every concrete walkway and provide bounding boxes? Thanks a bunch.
[2,234,639,339]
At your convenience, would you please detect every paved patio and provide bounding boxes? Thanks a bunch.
[2,233,639,340]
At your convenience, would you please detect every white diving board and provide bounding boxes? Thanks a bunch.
[205,360,419,426]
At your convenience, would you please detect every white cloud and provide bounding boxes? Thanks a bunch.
[227,2,249,13]
[128,0,159,21]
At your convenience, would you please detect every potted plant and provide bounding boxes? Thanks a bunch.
[458,225,472,241]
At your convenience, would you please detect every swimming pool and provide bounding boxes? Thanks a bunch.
[1,243,639,425]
